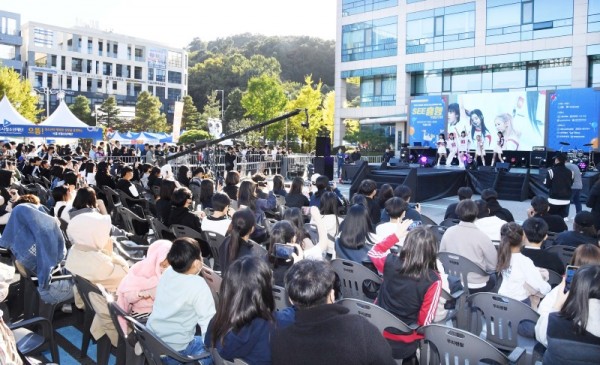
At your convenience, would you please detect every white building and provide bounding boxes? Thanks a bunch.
[21,21,188,123]
[0,10,22,73]
[334,0,600,149]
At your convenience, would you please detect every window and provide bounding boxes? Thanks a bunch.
[156,86,165,98]
[135,48,144,61]
[33,27,53,48]
[589,56,600,87]
[148,68,154,80]
[87,60,92,73]
[66,76,72,90]
[34,72,43,88]
[116,64,123,77]
[134,66,142,80]
[87,39,93,54]
[168,71,182,84]
[71,58,83,72]
[342,0,397,16]
[156,69,166,82]
[103,62,112,76]
[411,71,442,95]
[168,51,183,68]
[342,16,398,62]
[358,75,396,107]
[526,62,538,87]
[442,71,452,92]
[522,1,533,24]
[113,81,118,91]
[406,3,475,53]
[98,41,103,56]
[0,17,17,36]
[590,0,600,32]
[61,56,66,71]
[168,88,181,100]
[51,55,57,67]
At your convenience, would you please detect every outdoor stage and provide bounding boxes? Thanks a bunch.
[354,163,600,202]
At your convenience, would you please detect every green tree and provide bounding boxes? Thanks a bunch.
[343,119,360,144]
[131,91,168,133]
[200,90,222,129]
[0,67,41,121]
[226,118,263,146]
[241,74,288,144]
[69,95,94,125]
[223,88,245,131]
[181,95,200,131]
[97,95,123,130]
[286,76,324,152]
[321,90,335,141]
[178,129,211,144]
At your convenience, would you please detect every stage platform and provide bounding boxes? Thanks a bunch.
[355,163,600,202]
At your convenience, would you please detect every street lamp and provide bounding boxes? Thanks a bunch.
[31,87,65,117]
[215,89,224,121]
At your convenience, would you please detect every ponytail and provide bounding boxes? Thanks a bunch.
[497,222,524,273]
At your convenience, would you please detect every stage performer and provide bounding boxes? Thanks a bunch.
[492,131,505,165]
[436,133,446,166]
[445,133,458,166]
[474,134,486,166]
[457,131,470,168]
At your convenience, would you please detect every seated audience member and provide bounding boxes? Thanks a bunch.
[358,179,381,225]
[381,185,421,222]
[528,196,568,233]
[68,187,128,236]
[553,211,599,248]
[156,180,176,225]
[521,217,565,275]
[221,170,239,201]
[473,199,507,242]
[535,244,600,346]
[147,238,214,365]
[368,223,442,360]
[285,177,309,209]
[272,174,287,197]
[313,191,343,238]
[309,175,344,208]
[283,207,315,249]
[271,260,396,365]
[496,222,551,303]
[169,187,208,251]
[539,265,600,365]
[176,165,190,187]
[52,185,73,221]
[219,209,264,272]
[205,257,282,364]
[201,193,234,237]
[439,199,498,292]
[376,197,408,238]
[335,204,379,267]
[139,163,153,189]
[116,240,172,326]
[116,165,141,198]
[95,161,116,190]
[444,187,473,220]
[252,173,269,199]
[147,167,163,191]
[199,179,215,209]
[238,180,276,243]
[376,184,394,210]
[481,188,514,222]
[160,164,174,181]
[0,203,73,305]
[188,166,205,205]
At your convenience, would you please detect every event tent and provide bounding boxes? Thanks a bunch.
[0,95,36,126]
[36,101,103,140]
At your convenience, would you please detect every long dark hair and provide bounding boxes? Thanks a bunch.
[376,183,394,208]
[159,180,176,201]
[226,209,256,265]
[496,222,523,272]
[319,191,340,234]
[338,204,375,249]
[282,207,309,246]
[177,165,190,186]
[559,265,600,335]
[272,174,284,192]
[238,180,257,210]
[289,177,304,195]
[210,256,275,346]
[72,187,97,210]
[200,179,214,207]
[399,226,438,279]
[268,220,297,261]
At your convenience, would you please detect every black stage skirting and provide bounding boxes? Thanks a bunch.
[366,165,600,202]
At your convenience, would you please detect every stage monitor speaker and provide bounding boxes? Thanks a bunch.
[479,166,494,172]
[315,137,331,157]
[496,162,511,172]
[530,150,547,167]
[313,156,334,180]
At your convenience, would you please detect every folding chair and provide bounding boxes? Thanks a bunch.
[420,214,437,226]
[203,231,226,271]
[116,206,151,239]
[546,245,575,267]
[546,269,563,288]
[107,301,145,365]
[200,267,222,306]
[330,259,382,302]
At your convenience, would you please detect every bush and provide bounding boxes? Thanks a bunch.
[178,129,211,145]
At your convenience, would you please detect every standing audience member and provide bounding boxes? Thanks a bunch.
[444,187,473,220]
[147,238,214,365]
[528,196,568,233]
[496,222,551,303]
[521,218,565,275]
[439,199,498,292]
[565,160,583,218]
[552,211,598,248]
[271,260,396,365]
[545,153,574,218]
[368,223,442,360]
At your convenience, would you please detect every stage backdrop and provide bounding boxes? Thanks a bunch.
[408,95,447,147]
[547,88,600,151]
[448,91,546,151]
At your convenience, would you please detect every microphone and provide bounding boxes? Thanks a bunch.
[301,109,309,128]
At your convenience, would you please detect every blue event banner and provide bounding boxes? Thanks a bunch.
[548,88,600,151]
[409,96,446,147]
[0,122,103,140]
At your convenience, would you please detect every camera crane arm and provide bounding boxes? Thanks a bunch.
[165,108,308,162]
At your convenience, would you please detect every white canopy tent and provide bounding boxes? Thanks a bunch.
[0,95,36,126]
[40,101,91,127]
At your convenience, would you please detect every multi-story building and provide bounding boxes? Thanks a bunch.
[0,10,22,73]
[334,0,600,149]
[21,21,187,123]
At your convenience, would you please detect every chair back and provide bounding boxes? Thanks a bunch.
[73,275,103,317]
[201,268,222,306]
[542,231,557,248]
[126,315,210,365]
[330,259,382,302]
[203,231,226,271]
[102,186,123,213]
[211,348,250,365]
[171,224,204,241]
[151,185,161,197]
[337,298,413,335]
[117,206,145,234]
[149,217,173,240]
[546,245,576,267]
[439,218,460,228]
[420,214,437,226]
[546,269,563,288]
[437,252,489,295]
[467,292,539,351]
[58,218,73,249]
[303,223,319,244]
[420,324,514,365]
[272,285,291,311]
[428,225,446,247]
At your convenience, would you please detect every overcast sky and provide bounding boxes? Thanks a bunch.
[4,0,337,48]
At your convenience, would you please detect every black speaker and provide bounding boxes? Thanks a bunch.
[530,151,547,167]
[496,162,511,172]
[315,137,331,157]
[478,166,494,172]
[313,156,334,180]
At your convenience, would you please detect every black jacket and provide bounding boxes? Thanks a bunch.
[521,247,565,275]
[168,206,202,233]
[486,199,514,222]
[543,312,600,365]
[535,213,568,233]
[546,164,573,201]
[271,304,396,365]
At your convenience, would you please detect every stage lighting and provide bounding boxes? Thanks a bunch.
[578,161,587,172]
[419,155,428,164]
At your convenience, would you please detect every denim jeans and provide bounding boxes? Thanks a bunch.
[162,336,213,365]
[569,189,582,216]
[38,279,74,304]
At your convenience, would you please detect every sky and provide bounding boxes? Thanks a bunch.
[3,0,337,48]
